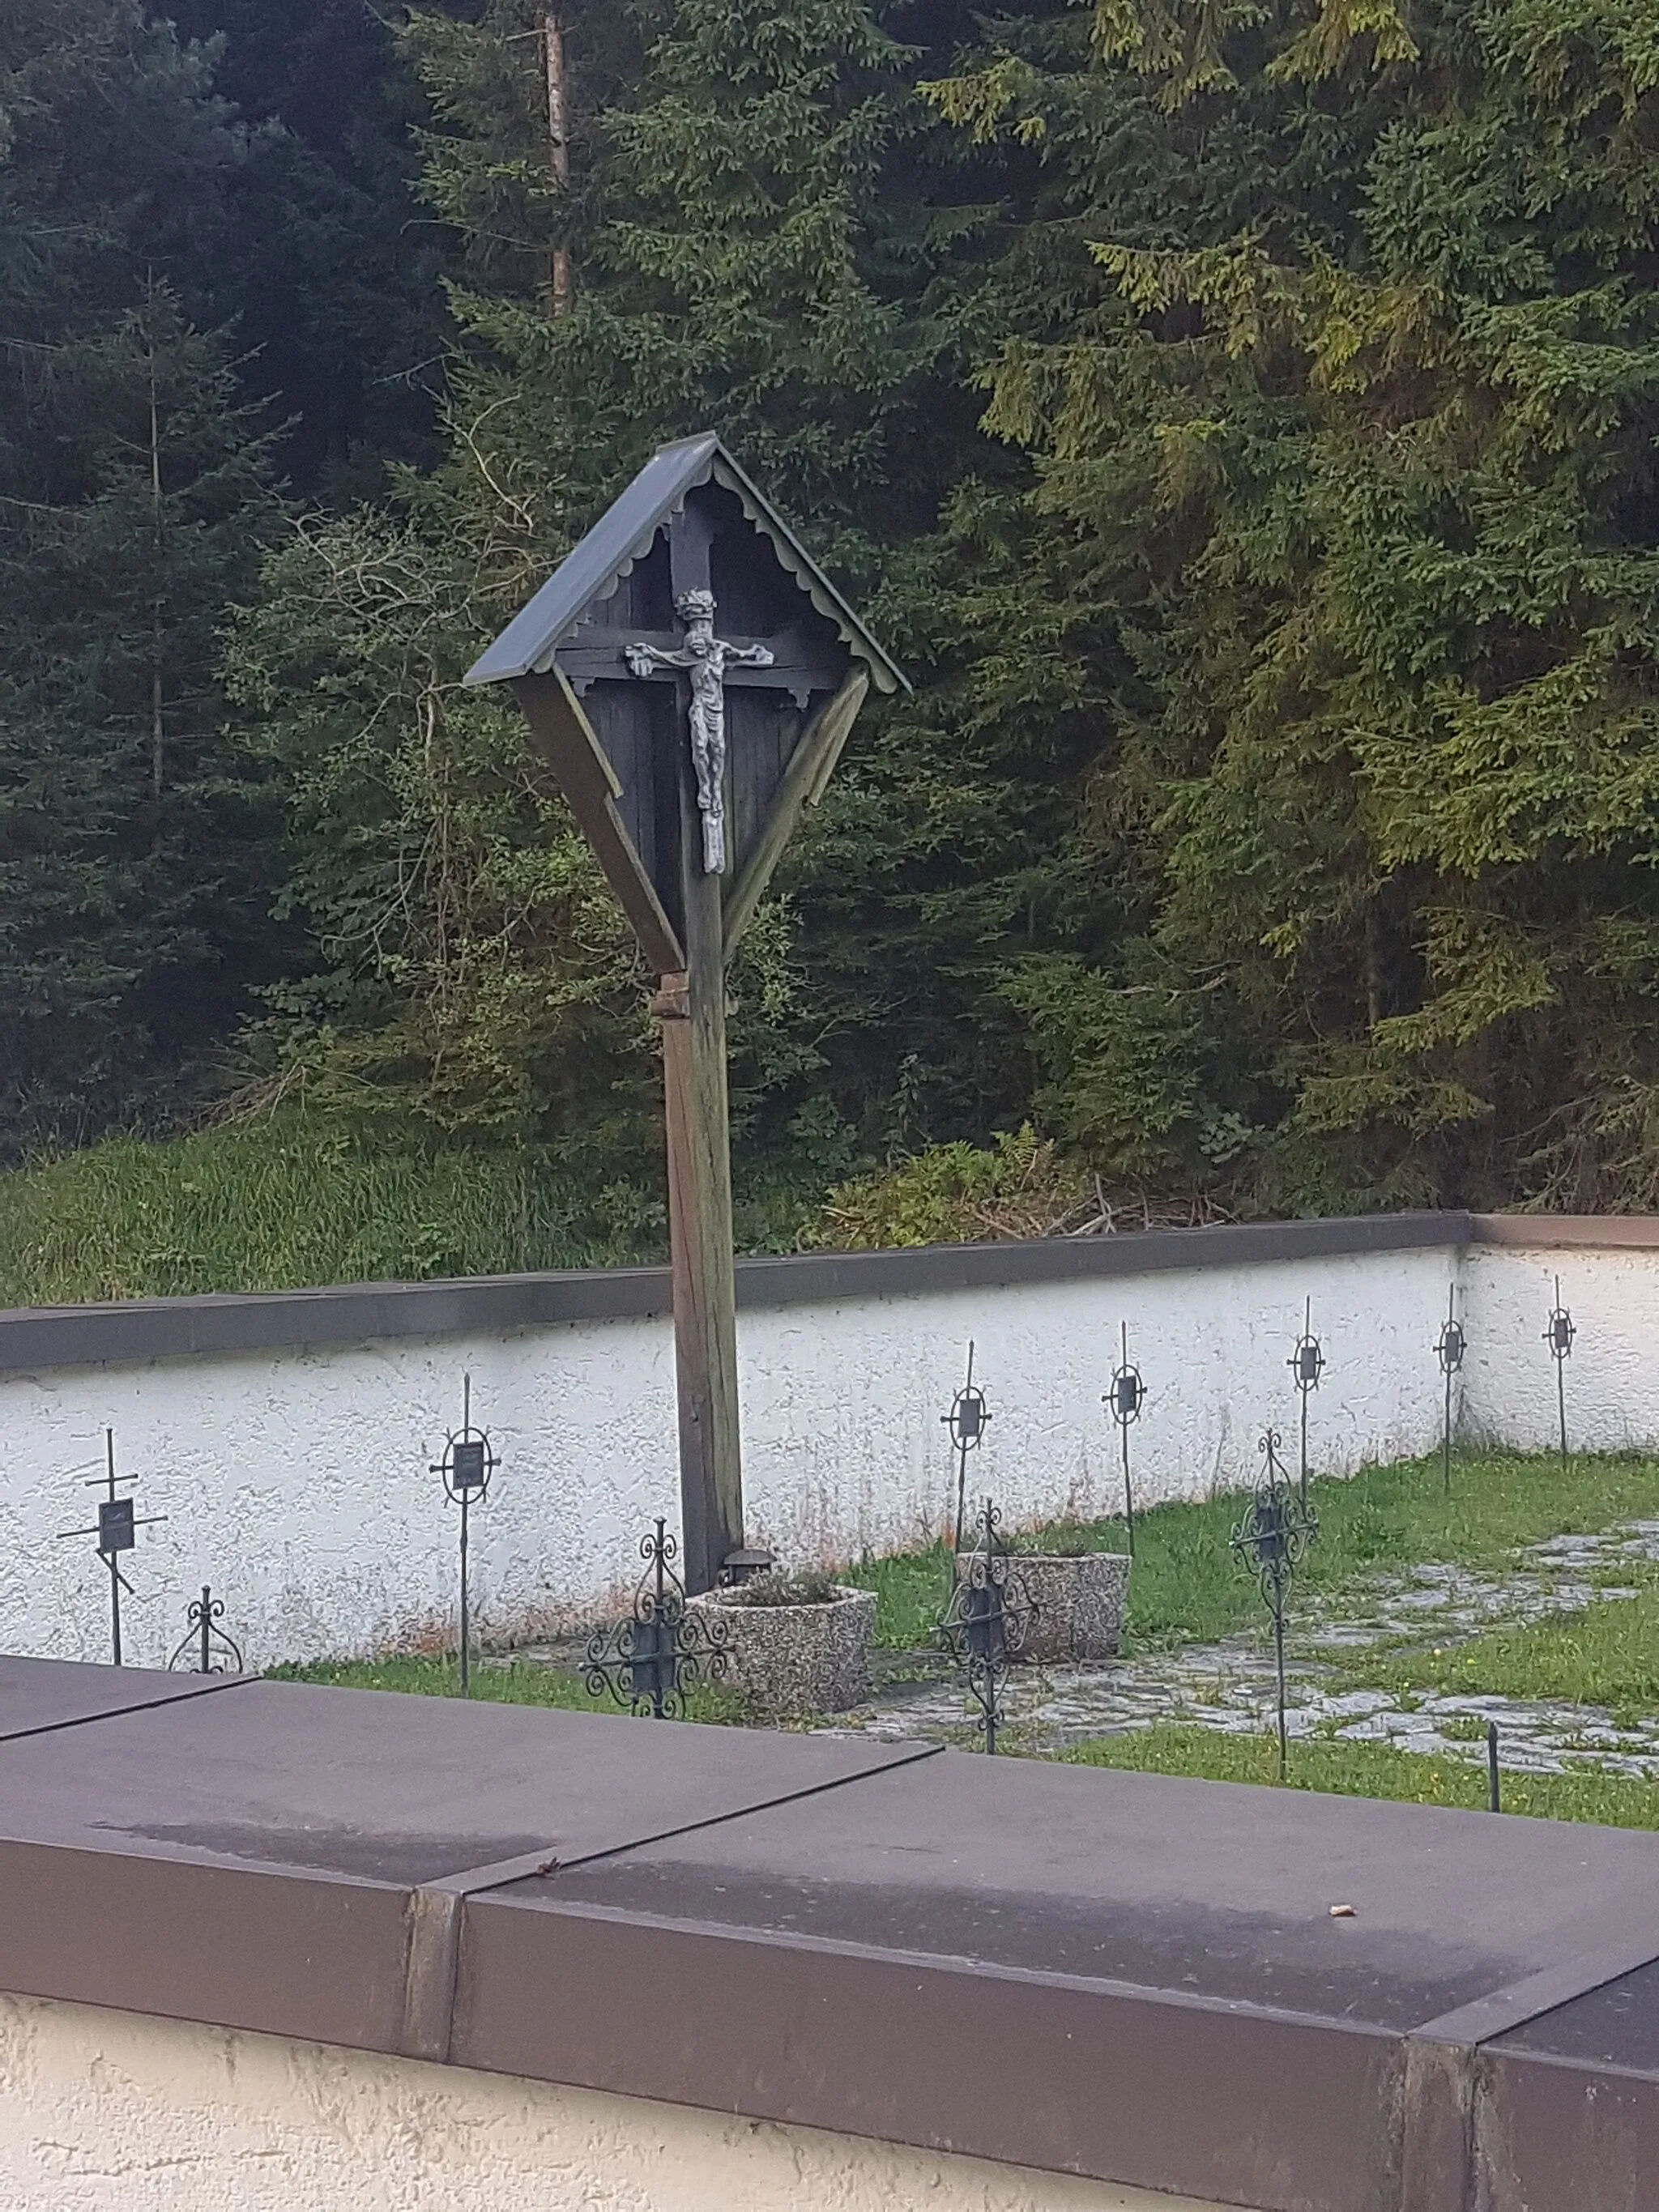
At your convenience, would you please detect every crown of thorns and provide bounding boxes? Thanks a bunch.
[675,588,717,621]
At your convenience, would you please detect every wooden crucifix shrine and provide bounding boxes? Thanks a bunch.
[465,434,906,1590]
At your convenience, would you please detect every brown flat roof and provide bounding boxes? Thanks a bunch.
[0,1658,1651,2211]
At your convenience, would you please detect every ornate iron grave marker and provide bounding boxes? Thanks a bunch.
[1287,1298,1325,1511]
[430,1374,499,1694]
[56,1429,165,1665]
[1104,1321,1147,1554]
[1230,1430,1317,1780]
[585,1519,731,1719]
[937,1498,1035,1754]
[1543,1276,1576,1471]
[1435,1287,1467,1495]
[467,436,905,1591]
[167,1586,244,1676]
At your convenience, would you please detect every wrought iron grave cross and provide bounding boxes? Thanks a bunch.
[57,1429,166,1666]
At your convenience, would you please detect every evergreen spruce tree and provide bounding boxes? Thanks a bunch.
[165,0,450,500]
[227,0,998,1226]
[0,2,279,1158]
[920,0,1659,1212]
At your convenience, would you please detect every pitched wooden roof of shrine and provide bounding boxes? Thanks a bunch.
[463,432,907,694]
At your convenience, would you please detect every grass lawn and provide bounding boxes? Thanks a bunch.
[268,1450,1659,1836]
[267,1652,747,1724]
[844,1449,1659,1651]
[1350,1585,1659,1719]
[1066,1723,1659,1830]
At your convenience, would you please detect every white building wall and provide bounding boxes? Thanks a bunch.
[0,1223,1650,1670]
[737,1247,1456,1567]
[1460,1238,1659,1455]
[0,1993,1234,2212]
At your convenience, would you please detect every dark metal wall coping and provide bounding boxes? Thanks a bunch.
[1,1208,1647,1379]
[0,1657,1656,2212]
[0,1209,1479,1376]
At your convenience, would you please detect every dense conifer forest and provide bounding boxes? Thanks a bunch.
[4,0,1659,1294]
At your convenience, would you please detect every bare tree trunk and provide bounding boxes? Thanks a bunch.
[544,10,572,316]
[148,347,164,798]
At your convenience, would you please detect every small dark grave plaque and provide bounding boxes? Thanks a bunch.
[98,1498,135,1555]
[450,1439,488,1494]
[467,435,905,1589]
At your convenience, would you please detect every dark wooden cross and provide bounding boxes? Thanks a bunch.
[467,435,905,1590]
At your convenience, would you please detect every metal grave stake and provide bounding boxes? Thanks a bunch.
[1230,1430,1318,1781]
[586,1519,731,1719]
[937,1498,1035,1755]
[1435,1288,1467,1495]
[167,1586,244,1676]
[1104,1322,1147,1554]
[1543,1278,1576,1472]
[1287,1299,1325,1511]
[467,435,906,1594]
[944,1342,991,1556]
[57,1430,165,1665]
[431,1375,499,1694]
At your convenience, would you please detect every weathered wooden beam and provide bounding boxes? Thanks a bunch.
[723,668,870,958]
[510,669,684,977]
[659,778,743,1593]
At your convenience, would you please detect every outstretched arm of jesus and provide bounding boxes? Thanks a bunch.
[625,642,691,679]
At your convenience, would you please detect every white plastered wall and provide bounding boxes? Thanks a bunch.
[0,1992,1238,2212]
[0,1244,1460,1667]
[1459,1239,1659,1454]
[4,1230,1653,1670]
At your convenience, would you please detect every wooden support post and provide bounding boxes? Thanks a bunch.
[657,803,744,1595]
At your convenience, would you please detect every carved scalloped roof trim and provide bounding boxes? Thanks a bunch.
[703,450,905,695]
[463,433,906,694]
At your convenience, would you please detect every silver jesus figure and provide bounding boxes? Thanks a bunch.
[626,588,774,874]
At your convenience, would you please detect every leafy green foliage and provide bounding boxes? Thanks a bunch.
[842,1450,1659,1649]
[166,0,450,498]
[15,0,1659,1255]
[815,1126,1092,1247]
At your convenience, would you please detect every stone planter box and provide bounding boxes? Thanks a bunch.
[956,1550,1130,1664]
[688,1584,876,1713]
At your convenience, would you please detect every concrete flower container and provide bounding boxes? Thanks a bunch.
[955,1549,1130,1664]
[689,1580,876,1713]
